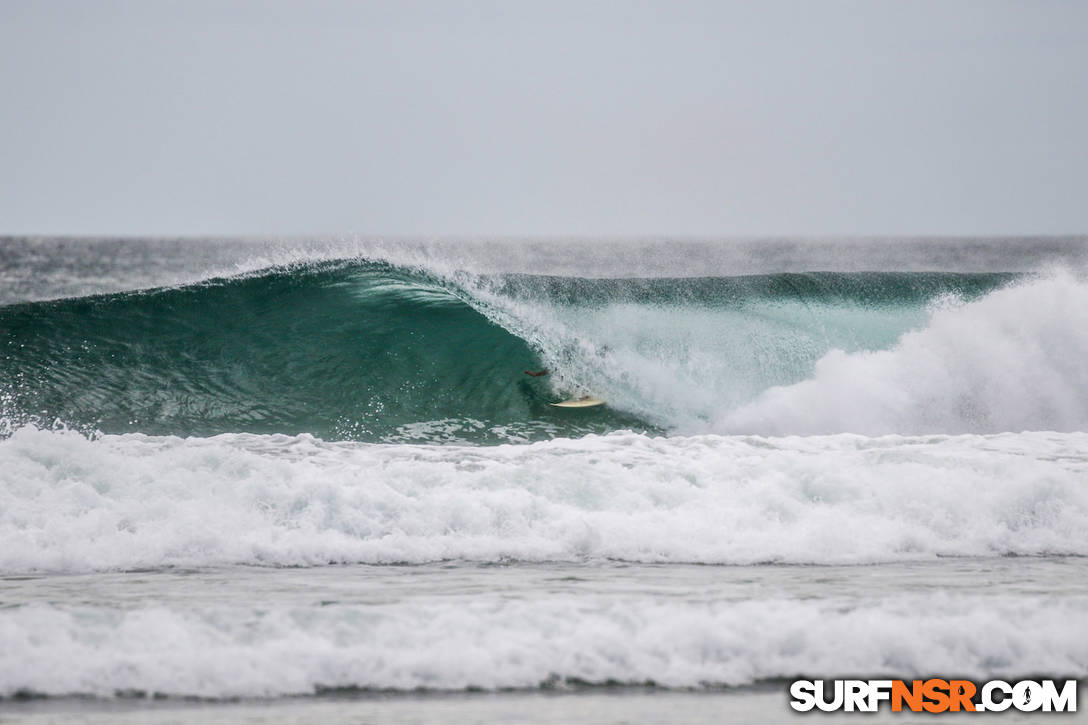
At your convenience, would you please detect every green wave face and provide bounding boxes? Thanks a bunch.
[0,262,1012,442]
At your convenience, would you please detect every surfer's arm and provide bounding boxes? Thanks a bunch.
[524,369,549,377]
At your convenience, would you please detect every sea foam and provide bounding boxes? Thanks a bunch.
[1,426,1085,573]
[716,273,1088,435]
[2,593,1085,697]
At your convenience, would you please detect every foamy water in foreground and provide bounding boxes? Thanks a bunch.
[2,427,1087,572]
[3,559,1087,699]
[2,425,1086,705]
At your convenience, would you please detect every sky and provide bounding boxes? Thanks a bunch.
[1,0,1086,237]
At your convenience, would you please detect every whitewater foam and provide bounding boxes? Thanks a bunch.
[718,273,1088,435]
[1,426,1086,573]
[2,591,1085,698]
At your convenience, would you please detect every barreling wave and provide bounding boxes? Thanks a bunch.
[3,258,1084,441]
[0,261,648,443]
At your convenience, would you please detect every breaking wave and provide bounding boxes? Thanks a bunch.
[4,259,1061,441]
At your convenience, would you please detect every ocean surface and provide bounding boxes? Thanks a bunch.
[1,236,1087,723]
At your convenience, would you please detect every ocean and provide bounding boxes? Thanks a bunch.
[1,236,1087,723]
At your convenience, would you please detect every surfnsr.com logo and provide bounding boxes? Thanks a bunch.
[789,679,1077,713]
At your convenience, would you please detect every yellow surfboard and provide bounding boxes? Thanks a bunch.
[550,397,605,408]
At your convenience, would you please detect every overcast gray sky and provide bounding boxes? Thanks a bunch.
[1,0,1085,236]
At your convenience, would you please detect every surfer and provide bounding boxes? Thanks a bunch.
[518,368,552,408]
[522,369,602,407]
